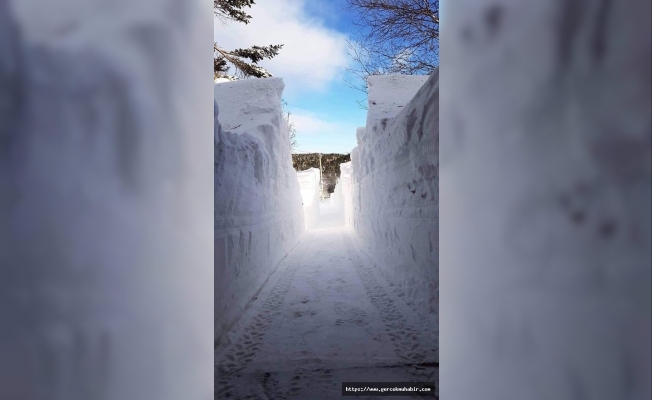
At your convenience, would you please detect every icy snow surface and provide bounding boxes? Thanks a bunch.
[214,79,304,342]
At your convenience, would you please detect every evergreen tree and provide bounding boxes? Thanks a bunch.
[291,153,352,196]
[214,0,254,24]
[214,0,284,80]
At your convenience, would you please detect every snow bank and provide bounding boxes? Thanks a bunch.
[439,0,651,399]
[296,167,321,229]
[334,161,354,228]
[0,0,213,398]
[214,79,304,342]
[332,178,342,208]
[340,72,438,326]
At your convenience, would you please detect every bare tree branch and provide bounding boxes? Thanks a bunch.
[344,0,439,107]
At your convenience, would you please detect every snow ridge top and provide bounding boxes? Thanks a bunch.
[367,74,429,124]
[214,77,285,134]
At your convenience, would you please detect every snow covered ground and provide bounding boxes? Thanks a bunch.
[215,202,438,399]
[214,79,304,342]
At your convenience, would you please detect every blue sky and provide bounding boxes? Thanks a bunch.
[215,0,369,154]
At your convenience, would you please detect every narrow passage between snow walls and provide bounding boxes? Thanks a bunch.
[214,72,438,399]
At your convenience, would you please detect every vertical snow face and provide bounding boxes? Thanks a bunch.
[336,161,354,228]
[439,0,651,399]
[296,167,321,229]
[337,72,439,327]
[214,79,304,343]
[0,0,214,398]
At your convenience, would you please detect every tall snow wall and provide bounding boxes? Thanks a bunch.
[214,78,304,342]
[296,167,321,229]
[332,175,344,216]
[0,0,213,397]
[335,161,354,228]
[342,72,438,327]
[439,0,651,399]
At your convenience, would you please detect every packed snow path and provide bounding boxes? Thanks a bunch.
[215,201,438,399]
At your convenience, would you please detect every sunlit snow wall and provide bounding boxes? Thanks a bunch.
[296,167,321,229]
[339,72,438,328]
[335,161,353,228]
[214,78,304,342]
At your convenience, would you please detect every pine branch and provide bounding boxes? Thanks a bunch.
[215,43,283,78]
[214,0,255,24]
[213,0,284,79]
[231,45,284,64]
